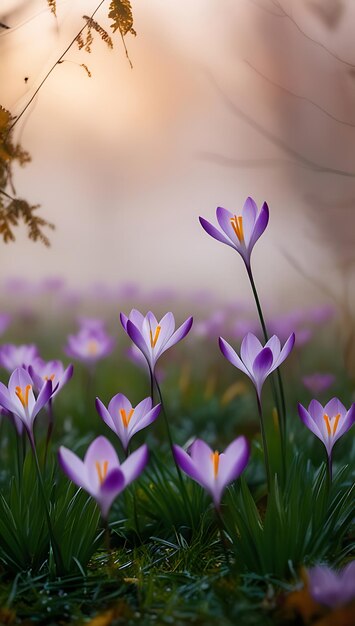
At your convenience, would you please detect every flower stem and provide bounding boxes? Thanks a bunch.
[215,505,231,568]
[246,263,287,476]
[28,432,64,574]
[153,376,195,529]
[326,454,333,491]
[256,393,272,494]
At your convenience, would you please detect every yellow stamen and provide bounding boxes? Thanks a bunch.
[95,460,108,484]
[88,340,98,355]
[15,385,31,408]
[149,325,161,348]
[332,413,341,435]
[120,408,134,428]
[323,414,331,436]
[211,451,220,478]
[230,215,244,242]
[44,374,55,381]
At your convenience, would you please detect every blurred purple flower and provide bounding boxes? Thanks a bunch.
[0,344,39,372]
[77,317,107,332]
[199,197,269,268]
[173,437,249,507]
[219,332,295,397]
[120,310,193,373]
[302,373,335,395]
[0,314,11,336]
[65,327,114,364]
[58,436,149,519]
[298,398,354,459]
[28,358,73,398]
[96,393,160,453]
[0,367,53,440]
[307,562,355,607]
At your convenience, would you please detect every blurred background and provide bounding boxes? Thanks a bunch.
[0,0,355,318]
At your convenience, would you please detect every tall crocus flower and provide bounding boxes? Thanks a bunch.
[173,437,249,508]
[29,358,73,398]
[199,197,269,269]
[307,562,355,607]
[96,394,161,453]
[0,343,39,372]
[58,436,149,519]
[298,399,354,477]
[65,327,114,364]
[219,332,295,398]
[0,367,53,440]
[120,310,193,373]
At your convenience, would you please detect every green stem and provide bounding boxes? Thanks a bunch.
[153,375,195,530]
[327,454,333,491]
[28,431,64,574]
[246,263,286,476]
[256,393,272,494]
[215,505,231,568]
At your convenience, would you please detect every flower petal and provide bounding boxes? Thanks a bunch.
[58,446,88,491]
[120,444,149,485]
[163,317,193,352]
[199,216,234,248]
[240,333,263,372]
[219,337,251,377]
[248,201,269,250]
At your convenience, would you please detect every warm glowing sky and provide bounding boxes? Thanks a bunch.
[1,0,354,308]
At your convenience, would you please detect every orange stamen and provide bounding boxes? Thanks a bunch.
[15,384,31,408]
[120,408,134,428]
[332,413,341,435]
[323,414,331,436]
[88,340,98,355]
[44,374,55,381]
[149,325,161,348]
[211,451,220,478]
[95,460,108,484]
[230,215,244,242]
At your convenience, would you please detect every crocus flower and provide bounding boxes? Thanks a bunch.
[120,310,193,373]
[65,327,114,363]
[302,373,335,395]
[199,197,269,268]
[28,358,73,398]
[219,332,295,397]
[307,562,355,607]
[0,343,39,372]
[96,394,161,453]
[58,436,149,519]
[298,398,354,459]
[173,437,249,507]
[0,367,53,440]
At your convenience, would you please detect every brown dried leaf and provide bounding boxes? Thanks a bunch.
[83,16,113,49]
[47,0,56,16]
[108,0,136,36]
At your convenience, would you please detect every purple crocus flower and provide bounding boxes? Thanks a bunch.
[0,367,53,440]
[173,437,249,508]
[0,343,39,372]
[65,327,115,363]
[28,358,73,398]
[302,373,335,395]
[120,310,193,373]
[199,197,269,268]
[219,332,295,397]
[96,394,161,453]
[307,562,355,607]
[58,436,149,519]
[298,398,354,459]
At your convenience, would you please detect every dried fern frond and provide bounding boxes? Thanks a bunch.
[75,32,85,51]
[108,0,136,36]
[80,64,92,78]
[83,16,113,49]
[0,105,54,245]
[47,0,56,17]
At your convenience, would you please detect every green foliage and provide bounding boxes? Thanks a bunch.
[224,456,354,578]
[0,453,50,572]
